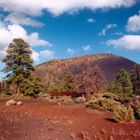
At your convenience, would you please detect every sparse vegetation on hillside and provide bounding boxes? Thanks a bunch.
[35,54,135,89]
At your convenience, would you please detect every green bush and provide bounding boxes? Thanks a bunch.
[48,82,66,92]
[103,92,132,104]
[16,74,46,97]
[86,94,135,123]
[113,105,135,123]
[86,96,121,111]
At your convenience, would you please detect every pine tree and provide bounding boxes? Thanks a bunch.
[108,80,122,94]
[108,69,133,97]
[117,69,133,95]
[2,38,45,96]
[64,72,76,92]
[130,64,140,96]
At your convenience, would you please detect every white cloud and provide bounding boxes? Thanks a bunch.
[0,0,136,16]
[99,24,117,36]
[0,24,51,50]
[0,23,51,62]
[106,24,117,29]
[31,49,55,62]
[107,35,140,50]
[40,50,54,59]
[126,11,140,32]
[67,48,76,54]
[28,33,52,47]
[5,12,44,27]
[99,29,106,36]
[31,50,40,62]
[0,49,6,60]
[82,44,92,51]
[0,1,43,16]
[0,21,4,28]
[114,32,124,36]
[87,18,96,23]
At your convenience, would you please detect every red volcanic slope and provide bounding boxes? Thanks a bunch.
[35,53,136,86]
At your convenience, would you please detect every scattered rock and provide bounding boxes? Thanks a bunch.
[6,100,16,106]
[48,128,55,131]
[100,129,106,135]
[50,120,59,125]
[17,101,22,105]
[70,132,76,140]
[78,132,85,139]
[109,136,114,140]
[67,120,73,125]
[58,103,61,106]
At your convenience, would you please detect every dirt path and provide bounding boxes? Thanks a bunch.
[0,99,140,140]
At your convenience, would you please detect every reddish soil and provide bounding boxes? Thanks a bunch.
[0,99,140,140]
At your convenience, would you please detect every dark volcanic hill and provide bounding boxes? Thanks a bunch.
[35,53,136,87]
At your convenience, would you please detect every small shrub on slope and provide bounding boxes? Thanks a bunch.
[86,96,121,111]
[113,105,135,123]
[86,95,135,123]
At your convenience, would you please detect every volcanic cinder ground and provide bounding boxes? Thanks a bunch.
[0,99,140,140]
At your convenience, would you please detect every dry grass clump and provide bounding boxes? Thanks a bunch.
[54,96,74,103]
[39,93,74,103]
[74,96,86,103]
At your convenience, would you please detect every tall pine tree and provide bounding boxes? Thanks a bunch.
[108,69,133,97]
[130,64,140,96]
[2,38,45,96]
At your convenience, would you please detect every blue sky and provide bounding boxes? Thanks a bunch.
[0,0,140,79]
